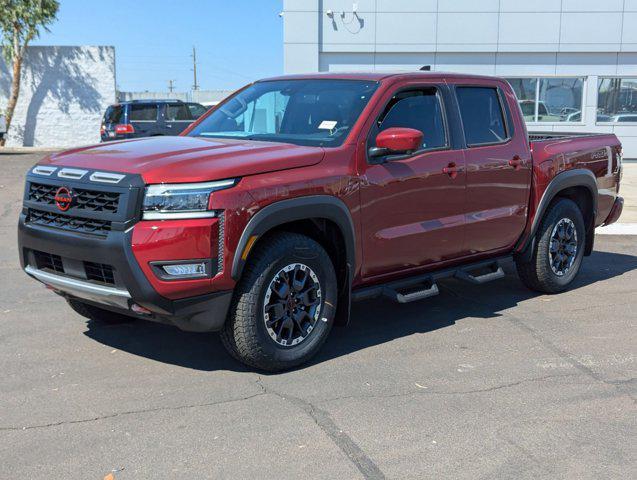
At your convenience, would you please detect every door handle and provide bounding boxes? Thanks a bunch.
[509,155,522,169]
[443,162,459,179]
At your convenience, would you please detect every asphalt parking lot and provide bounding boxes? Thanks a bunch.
[1,152,635,479]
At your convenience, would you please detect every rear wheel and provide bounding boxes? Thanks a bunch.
[516,198,586,293]
[220,232,337,371]
[67,298,135,324]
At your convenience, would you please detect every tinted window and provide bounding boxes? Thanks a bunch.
[129,104,158,121]
[506,77,584,122]
[189,79,379,147]
[187,103,208,118]
[104,105,123,123]
[456,87,507,146]
[165,103,192,121]
[375,89,447,150]
[598,77,637,123]
[507,79,537,122]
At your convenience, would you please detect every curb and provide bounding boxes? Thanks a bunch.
[596,223,637,235]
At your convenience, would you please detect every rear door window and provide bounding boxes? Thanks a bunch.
[165,103,193,121]
[373,88,448,150]
[104,105,123,124]
[130,104,158,122]
[187,103,208,119]
[456,87,507,146]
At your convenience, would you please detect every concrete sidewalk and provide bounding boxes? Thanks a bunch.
[618,163,637,223]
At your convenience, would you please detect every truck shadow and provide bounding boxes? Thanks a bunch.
[83,248,637,372]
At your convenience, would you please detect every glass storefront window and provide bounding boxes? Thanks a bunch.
[506,77,584,123]
[597,77,637,123]
[507,78,537,122]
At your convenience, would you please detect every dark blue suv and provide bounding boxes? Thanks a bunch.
[100,100,208,141]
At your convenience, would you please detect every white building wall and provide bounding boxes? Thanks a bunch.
[0,46,116,148]
[283,0,637,157]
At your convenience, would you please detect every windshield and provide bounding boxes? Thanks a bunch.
[188,79,379,147]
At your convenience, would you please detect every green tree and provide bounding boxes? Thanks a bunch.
[0,0,59,146]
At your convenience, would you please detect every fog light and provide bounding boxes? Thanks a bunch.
[150,259,212,281]
[162,263,206,276]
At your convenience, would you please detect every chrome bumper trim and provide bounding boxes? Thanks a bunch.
[25,265,131,309]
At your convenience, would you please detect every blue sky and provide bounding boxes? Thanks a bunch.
[33,0,284,92]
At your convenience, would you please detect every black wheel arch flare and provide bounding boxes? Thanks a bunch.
[231,195,356,281]
[517,168,598,261]
[231,195,356,326]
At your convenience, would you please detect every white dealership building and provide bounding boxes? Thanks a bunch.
[283,0,637,157]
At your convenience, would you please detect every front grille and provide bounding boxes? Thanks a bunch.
[28,208,111,235]
[28,183,120,213]
[84,261,115,284]
[33,250,64,273]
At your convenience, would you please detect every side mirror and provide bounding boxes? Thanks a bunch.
[368,127,424,160]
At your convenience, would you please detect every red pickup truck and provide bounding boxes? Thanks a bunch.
[19,72,623,371]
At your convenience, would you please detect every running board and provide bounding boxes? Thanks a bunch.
[454,261,505,285]
[383,281,439,304]
[351,256,511,304]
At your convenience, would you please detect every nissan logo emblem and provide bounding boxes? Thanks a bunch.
[54,186,73,212]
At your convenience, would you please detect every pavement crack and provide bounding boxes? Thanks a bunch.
[443,286,636,402]
[255,375,386,480]
[0,391,267,432]
[321,373,583,404]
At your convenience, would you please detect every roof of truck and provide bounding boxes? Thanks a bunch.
[259,71,502,83]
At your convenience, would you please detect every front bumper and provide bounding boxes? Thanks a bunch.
[18,213,233,332]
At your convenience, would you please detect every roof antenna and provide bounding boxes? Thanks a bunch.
[420,65,431,71]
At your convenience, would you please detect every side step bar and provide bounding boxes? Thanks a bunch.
[352,257,510,304]
[383,281,439,304]
[454,261,505,285]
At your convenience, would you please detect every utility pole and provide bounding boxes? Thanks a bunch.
[168,79,175,93]
[191,46,199,91]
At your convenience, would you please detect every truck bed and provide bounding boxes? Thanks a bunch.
[528,132,620,160]
[528,131,613,142]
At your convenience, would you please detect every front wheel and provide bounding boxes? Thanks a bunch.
[516,198,586,293]
[220,233,337,371]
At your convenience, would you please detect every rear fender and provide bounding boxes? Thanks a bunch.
[517,168,598,261]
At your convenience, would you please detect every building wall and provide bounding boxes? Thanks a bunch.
[0,46,116,148]
[283,0,637,156]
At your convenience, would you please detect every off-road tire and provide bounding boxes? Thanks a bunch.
[516,198,586,293]
[220,232,337,371]
[67,298,136,324]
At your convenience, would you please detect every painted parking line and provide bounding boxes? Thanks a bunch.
[596,223,637,235]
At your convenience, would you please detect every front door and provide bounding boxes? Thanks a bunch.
[164,103,197,135]
[359,85,467,280]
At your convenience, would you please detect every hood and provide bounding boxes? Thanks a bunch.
[40,136,325,184]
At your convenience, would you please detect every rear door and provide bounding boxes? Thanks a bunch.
[101,105,124,140]
[129,103,161,137]
[359,83,467,279]
[451,82,532,254]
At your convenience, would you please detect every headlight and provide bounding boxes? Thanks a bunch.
[142,179,237,220]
